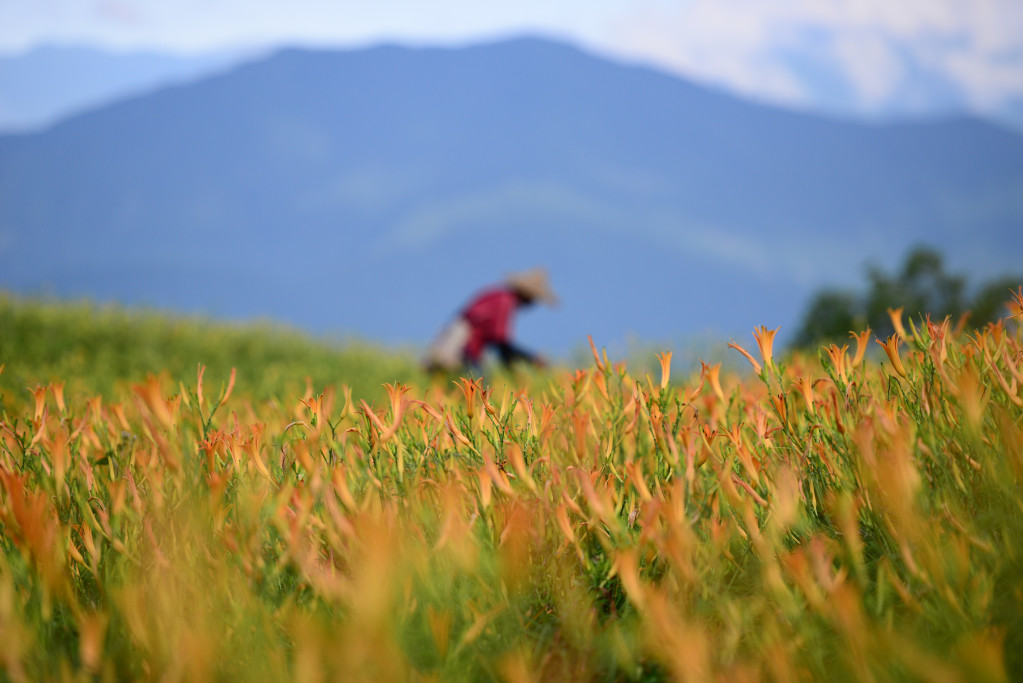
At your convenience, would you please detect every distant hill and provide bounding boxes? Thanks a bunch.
[0,45,250,132]
[1,37,1021,354]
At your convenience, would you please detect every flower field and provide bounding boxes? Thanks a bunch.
[1,294,1022,681]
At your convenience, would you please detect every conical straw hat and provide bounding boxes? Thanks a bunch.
[505,267,558,306]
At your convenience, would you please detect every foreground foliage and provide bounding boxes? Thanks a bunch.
[1,293,1022,681]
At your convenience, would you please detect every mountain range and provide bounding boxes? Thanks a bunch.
[1,37,1022,355]
[0,45,250,133]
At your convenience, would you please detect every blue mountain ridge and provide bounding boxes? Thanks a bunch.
[0,45,250,133]
[1,37,1021,355]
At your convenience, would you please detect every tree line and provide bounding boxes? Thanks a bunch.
[793,245,1022,348]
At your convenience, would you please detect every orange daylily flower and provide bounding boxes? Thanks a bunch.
[876,335,908,378]
[299,393,324,426]
[849,329,871,369]
[443,408,472,448]
[701,361,725,403]
[656,351,672,390]
[770,393,788,425]
[133,376,174,429]
[952,311,972,337]
[384,382,412,425]
[887,307,907,339]
[612,548,647,612]
[360,383,412,443]
[824,344,850,385]
[554,503,576,545]
[793,377,816,414]
[31,384,47,422]
[222,367,237,405]
[51,382,66,415]
[1010,286,1023,318]
[753,326,780,368]
[587,334,606,373]
[194,364,235,411]
[455,377,479,420]
[196,364,207,410]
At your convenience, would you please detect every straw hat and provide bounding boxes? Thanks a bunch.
[506,267,559,306]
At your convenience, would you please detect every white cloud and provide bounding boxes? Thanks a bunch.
[829,31,904,106]
[0,0,615,53]
[607,2,810,104]
[602,0,1023,118]
[942,49,1023,109]
[1,0,1020,121]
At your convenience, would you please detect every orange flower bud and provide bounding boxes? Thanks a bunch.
[728,341,762,375]
[876,335,908,378]
[656,351,672,390]
[753,325,779,369]
[887,307,907,339]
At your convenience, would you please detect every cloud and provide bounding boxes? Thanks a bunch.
[93,1,143,25]
[1,0,596,54]
[607,2,811,104]
[829,31,905,106]
[603,0,1023,120]
[2,0,1019,124]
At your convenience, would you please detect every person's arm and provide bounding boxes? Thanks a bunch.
[485,290,546,368]
[494,341,543,367]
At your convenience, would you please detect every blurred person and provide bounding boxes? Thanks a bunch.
[424,268,558,373]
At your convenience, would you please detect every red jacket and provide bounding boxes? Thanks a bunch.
[461,287,520,364]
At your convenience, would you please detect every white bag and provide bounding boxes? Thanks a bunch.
[423,318,471,371]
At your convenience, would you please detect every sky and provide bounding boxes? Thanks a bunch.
[2,0,1022,123]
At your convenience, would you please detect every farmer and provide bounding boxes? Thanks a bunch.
[424,267,558,373]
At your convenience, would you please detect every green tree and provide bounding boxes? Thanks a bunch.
[791,290,860,348]
[793,245,1020,348]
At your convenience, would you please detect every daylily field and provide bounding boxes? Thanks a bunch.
[1,293,1022,681]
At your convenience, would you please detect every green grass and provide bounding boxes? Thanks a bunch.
[0,293,426,408]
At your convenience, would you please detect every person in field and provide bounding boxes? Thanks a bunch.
[424,267,558,373]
